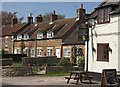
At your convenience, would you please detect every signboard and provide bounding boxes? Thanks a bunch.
[101,69,119,87]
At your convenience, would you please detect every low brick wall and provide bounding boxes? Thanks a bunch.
[2,66,32,77]
[0,58,13,66]
[46,66,84,73]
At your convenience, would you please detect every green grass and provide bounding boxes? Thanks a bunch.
[12,62,23,67]
[46,71,70,76]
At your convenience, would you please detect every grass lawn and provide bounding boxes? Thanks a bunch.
[46,71,70,76]
[12,62,23,67]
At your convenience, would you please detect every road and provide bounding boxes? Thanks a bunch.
[1,76,101,87]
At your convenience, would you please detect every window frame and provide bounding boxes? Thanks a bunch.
[47,32,54,38]
[30,48,35,57]
[17,35,22,40]
[37,48,42,57]
[5,36,8,48]
[63,48,71,58]
[37,33,43,39]
[47,49,53,56]
[97,43,109,62]
[24,34,29,40]
[97,6,111,24]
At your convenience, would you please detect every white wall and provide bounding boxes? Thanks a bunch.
[87,15,119,73]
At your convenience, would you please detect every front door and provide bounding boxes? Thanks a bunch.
[56,48,61,58]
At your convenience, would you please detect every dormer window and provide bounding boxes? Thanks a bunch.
[98,7,111,24]
[47,32,54,38]
[37,33,43,39]
[24,34,29,40]
[17,35,22,40]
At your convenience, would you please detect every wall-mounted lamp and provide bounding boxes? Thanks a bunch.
[92,47,96,52]
[109,47,112,53]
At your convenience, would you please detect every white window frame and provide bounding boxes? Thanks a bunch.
[5,36,8,48]
[23,48,28,55]
[17,35,22,40]
[37,48,42,57]
[30,48,35,57]
[16,48,21,54]
[63,48,71,58]
[24,34,29,40]
[37,33,43,39]
[47,49,53,56]
[47,32,54,38]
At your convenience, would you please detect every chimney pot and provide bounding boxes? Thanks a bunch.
[35,14,43,23]
[27,13,33,24]
[12,14,18,25]
[80,4,83,9]
[53,10,56,14]
[51,10,57,22]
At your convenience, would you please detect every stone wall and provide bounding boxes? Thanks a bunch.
[2,66,32,77]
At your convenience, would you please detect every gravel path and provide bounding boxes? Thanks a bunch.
[2,76,101,87]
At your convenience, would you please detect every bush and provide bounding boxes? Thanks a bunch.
[77,56,85,67]
[59,58,72,67]
[1,54,27,62]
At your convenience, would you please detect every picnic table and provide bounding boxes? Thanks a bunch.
[117,72,120,82]
[65,71,93,84]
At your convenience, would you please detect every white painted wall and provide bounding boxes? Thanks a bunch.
[86,14,120,73]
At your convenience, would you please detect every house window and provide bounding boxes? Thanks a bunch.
[17,48,21,54]
[47,32,54,38]
[23,48,28,55]
[98,7,111,24]
[30,48,35,57]
[37,33,43,39]
[17,35,22,40]
[47,49,52,56]
[37,48,42,57]
[5,36,8,48]
[63,48,71,58]
[24,34,29,40]
[97,43,109,61]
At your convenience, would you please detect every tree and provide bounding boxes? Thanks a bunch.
[43,12,65,22]
[20,41,25,54]
[0,11,16,26]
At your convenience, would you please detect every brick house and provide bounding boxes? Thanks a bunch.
[1,4,88,64]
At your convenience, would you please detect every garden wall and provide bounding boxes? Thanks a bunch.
[2,66,32,77]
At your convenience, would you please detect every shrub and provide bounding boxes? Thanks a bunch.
[77,56,85,67]
[59,58,72,67]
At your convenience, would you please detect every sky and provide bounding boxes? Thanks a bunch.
[2,2,100,22]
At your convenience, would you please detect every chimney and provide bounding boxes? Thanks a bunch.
[77,4,86,23]
[35,14,43,23]
[27,13,33,24]
[12,14,18,25]
[51,11,57,21]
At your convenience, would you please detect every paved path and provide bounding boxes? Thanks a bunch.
[2,76,101,87]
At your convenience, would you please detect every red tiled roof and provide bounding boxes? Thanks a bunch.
[2,23,27,37]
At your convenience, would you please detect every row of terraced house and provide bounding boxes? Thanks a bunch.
[1,1,120,73]
[1,4,87,64]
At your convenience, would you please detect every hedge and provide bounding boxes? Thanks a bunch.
[1,54,27,62]
[22,56,60,66]
[0,58,13,66]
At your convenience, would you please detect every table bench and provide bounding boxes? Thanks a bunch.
[65,71,93,84]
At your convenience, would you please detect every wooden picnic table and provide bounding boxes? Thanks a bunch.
[65,71,93,84]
